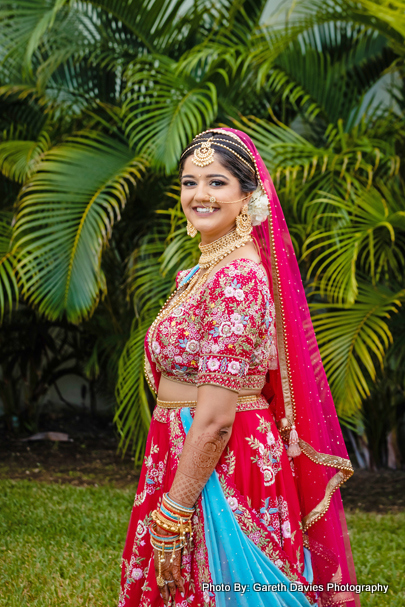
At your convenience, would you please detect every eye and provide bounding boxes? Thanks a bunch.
[182,180,196,187]
[210,180,226,187]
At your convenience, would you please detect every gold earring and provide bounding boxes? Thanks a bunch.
[235,203,252,237]
[187,219,197,238]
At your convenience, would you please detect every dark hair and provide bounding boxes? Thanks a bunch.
[179,131,257,193]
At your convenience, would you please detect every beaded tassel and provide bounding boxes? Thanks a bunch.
[287,424,301,457]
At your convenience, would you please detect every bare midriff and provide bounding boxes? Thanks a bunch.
[157,374,262,401]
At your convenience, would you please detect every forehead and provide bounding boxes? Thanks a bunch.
[181,155,235,179]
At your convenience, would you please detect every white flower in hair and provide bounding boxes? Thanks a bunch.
[248,185,270,226]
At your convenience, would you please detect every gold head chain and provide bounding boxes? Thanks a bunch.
[184,136,256,174]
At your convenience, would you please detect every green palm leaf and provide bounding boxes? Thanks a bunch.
[13,132,146,323]
[89,0,202,54]
[114,316,153,462]
[311,283,405,416]
[0,129,50,183]
[122,57,217,172]
[0,213,19,319]
[0,0,68,76]
[231,113,400,204]
[303,186,405,304]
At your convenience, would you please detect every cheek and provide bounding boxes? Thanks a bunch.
[180,189,193,209]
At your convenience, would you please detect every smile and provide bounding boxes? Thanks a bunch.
[192,206,220,214]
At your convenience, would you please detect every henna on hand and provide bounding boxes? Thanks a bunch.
[169,424,231,507]
[153,547,185,606]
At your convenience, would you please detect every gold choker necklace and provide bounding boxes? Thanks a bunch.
[198,228,253,269]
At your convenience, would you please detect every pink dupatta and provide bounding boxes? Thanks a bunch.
[217,128,358,607]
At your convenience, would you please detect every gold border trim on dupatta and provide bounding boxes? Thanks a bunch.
[267,200,295,425]
[266,192,354,533]
[299,438,353,531]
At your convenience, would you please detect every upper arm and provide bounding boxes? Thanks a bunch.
[196,262,268,393]
[194,384,238,431]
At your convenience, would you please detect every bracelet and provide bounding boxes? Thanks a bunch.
[148,492,196,587]
[152,510,183,533]
[149,529,179,542]
[164,493,195,514]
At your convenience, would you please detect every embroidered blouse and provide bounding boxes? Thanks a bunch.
[146,258,278,393]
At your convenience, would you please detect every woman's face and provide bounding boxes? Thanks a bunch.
[180,155,250,244]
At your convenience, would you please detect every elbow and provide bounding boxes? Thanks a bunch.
[202,415,235,438]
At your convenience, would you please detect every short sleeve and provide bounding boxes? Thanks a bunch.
[175,269,190,289]
[196,260,269,393]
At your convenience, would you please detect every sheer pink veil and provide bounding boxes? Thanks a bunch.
[211,128,359,607]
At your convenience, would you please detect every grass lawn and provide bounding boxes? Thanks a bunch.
[0,480,404,606]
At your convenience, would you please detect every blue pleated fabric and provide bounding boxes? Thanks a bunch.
[180,408,317,607]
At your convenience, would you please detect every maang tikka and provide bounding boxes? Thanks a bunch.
[192,137,215,167]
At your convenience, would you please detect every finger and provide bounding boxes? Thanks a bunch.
[165,578,177,600]
[168,552,183,597]
[174,573,185,596]
[160,583,170,606]
[158,578,170,606]
[153,550,171,606]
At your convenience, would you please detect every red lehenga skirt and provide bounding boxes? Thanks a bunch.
[118,395,316,607]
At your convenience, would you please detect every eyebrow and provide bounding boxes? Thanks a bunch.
[181,174,229,180]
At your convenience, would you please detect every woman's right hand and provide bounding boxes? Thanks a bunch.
[153,529,185,606]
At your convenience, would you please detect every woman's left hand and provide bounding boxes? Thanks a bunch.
[153,546,185,606]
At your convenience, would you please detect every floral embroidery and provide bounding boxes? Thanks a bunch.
[246,414,284,485]
[118,511,152,607]
[151,341,160,355]
[227,360,241,374]
[172,305,184,317]
[233,322,244,335]
[186,339,200,353]
[282,520,292,538]
[169,409,186,461]
[258,495,293,547]
[227,496,239,510]
[130,567,143,580]
[147,259,277,391]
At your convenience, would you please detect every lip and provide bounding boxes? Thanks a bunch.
[192,206,220,213]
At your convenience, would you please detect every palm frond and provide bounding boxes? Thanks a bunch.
[231,112,400,211]
[0,0,68,77]
[123,57,217,172]
[13,132,146,323]
[311,282,405,417]
[303,185,405,303]
[0,128,51,183]
[89,0,204,55]
[0,212,19,320]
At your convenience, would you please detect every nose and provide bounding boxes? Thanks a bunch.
[193,181,210,202]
